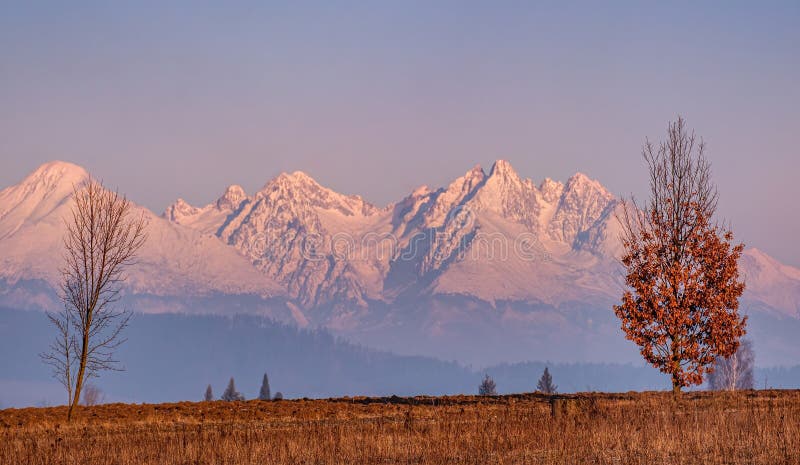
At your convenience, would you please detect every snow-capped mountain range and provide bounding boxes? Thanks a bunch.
[2,160,799,365]
[0,161,286,315]
[165,160,622,312]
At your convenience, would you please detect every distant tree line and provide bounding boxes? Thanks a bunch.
[205,372,284,401]
[479,367,559,396]
[478,353,760,395]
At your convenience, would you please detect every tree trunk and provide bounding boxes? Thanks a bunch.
[729,355,739,391]
[672,377,682,395]
[671,336,682,395]
[67,329,90,421]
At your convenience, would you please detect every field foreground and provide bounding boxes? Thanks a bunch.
[1,390,799,464]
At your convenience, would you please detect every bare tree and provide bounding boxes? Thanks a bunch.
[40,179,147,420]
[708,338,755,390]
[82,384,104,406]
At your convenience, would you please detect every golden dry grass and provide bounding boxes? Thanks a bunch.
[1,390,799,464]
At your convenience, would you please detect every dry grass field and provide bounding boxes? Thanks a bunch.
[1,390,799,464]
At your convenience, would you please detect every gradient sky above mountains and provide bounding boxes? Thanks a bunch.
[1,1,798,266]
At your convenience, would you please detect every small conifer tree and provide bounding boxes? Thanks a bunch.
[204,384,214,402]
[221,377,244,401]
[258,373,271,401]
[478,374,497,396]
[537,367,558,394]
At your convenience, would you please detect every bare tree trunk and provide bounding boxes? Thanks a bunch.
[729,354,739,391]
[68,331,91,420]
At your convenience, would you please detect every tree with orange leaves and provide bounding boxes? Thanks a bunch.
[615,117,746,394]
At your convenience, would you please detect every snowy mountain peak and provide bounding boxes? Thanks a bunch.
[216,185,248,211]
[565,172,607,193]
[466,164,485,181]
[488,159,518,179]
[465,164,487,185]
[419,165,486,228]
[163,184,250,234]
[467,159,540,228]
[0,162,286,302]
[31,160,88,177]
[0,161,91,234]
[163,198,198,223]
[483,159,525,192]
[258,171,376,216]
[268,170,319,191]
[547,172,616,245]
[17,160,89,193]
[539,178,564,203]
[411,185,432,197]
[285,170,316,184]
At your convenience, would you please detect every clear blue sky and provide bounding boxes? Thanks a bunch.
[1,1,798,265]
